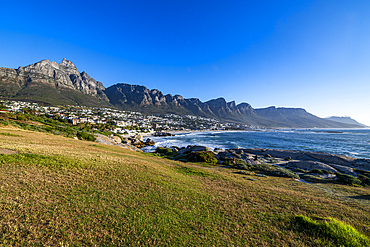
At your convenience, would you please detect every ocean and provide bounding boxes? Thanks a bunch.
[142,129,370,159]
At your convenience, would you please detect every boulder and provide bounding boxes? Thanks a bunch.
[286,161,338,173]
[241,148,315,161]
[215,151,235,160]
[352,159,370,171]
[112,136,122,143]
[132,140,146,148]
[306,152,355,166]
[118,143,143,152]
[177,145,211,154]
[145,138,155,146]
[132,134,143,141]
[329,164,356,176]
[122,137,130,143]
[154,132,174,136]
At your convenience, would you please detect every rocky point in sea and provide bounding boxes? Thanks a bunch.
[153,145,370,185]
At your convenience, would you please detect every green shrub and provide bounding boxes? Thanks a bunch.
[197,151,218,164]
[156,147,173,155]
[0,120,9,126]
[335,173,362,185]
[293,215,370,246]
[310,169,324,174]
[291,168,307,173]
[224,158,251,170]
[77,131,96,142]
[187,151,218,164]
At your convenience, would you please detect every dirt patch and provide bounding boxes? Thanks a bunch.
[0,148,18,155]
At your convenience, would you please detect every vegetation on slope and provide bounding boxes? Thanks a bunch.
[0,111,114,140]
[0,127,369,245]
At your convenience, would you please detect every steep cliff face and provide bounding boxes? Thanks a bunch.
[104,83,154,106]
[105,84,254,119]
[0,58,108,101]
[237,103,254,115]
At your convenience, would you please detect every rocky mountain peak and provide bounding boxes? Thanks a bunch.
[58,58,79,75]
[237,103,254,115]
[7,59,108,101]
[227,101,239,112]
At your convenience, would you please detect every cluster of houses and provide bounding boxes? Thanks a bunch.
[1,100,253,133]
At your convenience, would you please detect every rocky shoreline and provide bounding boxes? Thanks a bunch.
[94,133,155,151]
[94,130,370,185]
[154,144,370,185]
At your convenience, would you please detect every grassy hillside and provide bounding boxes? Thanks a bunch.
[0,127,369,245]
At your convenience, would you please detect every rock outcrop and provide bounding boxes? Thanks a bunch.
[0,58,108,101]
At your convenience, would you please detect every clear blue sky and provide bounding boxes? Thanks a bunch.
[1,0,370,125]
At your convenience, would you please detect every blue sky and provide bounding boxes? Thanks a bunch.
[1,0,370,125]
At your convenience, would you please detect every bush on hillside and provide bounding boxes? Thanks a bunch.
[187,151,218,164]
[223,158,251,170]
[156,147,173,155]
[77,131,96,142]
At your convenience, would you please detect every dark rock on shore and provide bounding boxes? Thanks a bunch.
[145,138,155,146]
[286,161,338,173]
[154,132,174,137]
[177,145,212,155]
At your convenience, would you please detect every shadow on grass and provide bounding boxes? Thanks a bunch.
[349,195,370,200]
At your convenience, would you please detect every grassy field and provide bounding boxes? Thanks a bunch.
[0,126,369,246]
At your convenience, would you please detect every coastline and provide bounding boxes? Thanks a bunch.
[140,128,370,159]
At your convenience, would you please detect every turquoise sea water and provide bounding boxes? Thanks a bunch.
[143,129,370,159]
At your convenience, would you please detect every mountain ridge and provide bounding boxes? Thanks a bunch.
[325,116,368,128]
[0,59,364,128]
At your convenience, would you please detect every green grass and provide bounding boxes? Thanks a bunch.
[174,166,215,178]
[0,153,90,169]
[293,215,370,246]
[0,127,369,245]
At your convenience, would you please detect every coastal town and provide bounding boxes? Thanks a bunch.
[0,100,255,135]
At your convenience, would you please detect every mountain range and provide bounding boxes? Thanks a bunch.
[325,116,368,128]
[0,59,365,128]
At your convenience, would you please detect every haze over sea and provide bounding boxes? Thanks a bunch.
[144,129,370,159]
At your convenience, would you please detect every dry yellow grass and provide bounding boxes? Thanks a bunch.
[0,126,369,246]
